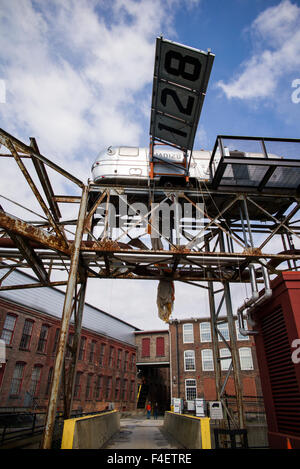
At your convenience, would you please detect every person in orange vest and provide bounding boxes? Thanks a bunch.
[146,402,151,419]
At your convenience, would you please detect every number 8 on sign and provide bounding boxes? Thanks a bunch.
[164,50,201,82]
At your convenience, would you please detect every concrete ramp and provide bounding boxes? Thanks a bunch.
[103,417,182,449]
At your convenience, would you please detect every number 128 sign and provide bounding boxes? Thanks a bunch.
[150,37,214,151]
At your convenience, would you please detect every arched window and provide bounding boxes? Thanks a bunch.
[201,349,214,371]
[183,323,194,343]
[29,365,43,396]
[74,371,82,398]
[10,362,25,396]
[185,379,197,401]
[85,374,93,400]
[20,319,34,350]
[200,322,211,342]
[37,324,50,353]
[45,367,53,396]
[220,348,231,371]
[1,313,17,345]
[239,347,254,370]
[184,350,196,371]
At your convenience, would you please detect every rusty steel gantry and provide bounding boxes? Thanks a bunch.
[0,128,300,448]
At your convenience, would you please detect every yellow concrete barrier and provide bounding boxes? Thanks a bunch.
[164,412,211,449]
[61,410,120,449]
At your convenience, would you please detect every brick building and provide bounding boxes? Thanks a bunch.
[134,330,170,413]
[0,269,139,414]
[0,269,265,421]
[168,317,264,420]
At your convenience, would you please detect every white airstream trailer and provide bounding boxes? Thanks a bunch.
[91,146,212,186]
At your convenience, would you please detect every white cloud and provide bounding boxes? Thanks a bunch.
[0,0,205,331]
[216,0,300,100]
[0,0,183,164]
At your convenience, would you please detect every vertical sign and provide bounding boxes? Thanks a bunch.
[150,37,214,151]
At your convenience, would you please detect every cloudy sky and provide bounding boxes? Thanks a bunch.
[0,0,300,330]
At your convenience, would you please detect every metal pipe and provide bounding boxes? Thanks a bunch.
[237,264,272,336]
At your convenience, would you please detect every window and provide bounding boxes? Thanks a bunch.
[52,328,60,354]
[74,372,82,398]
[66,333,74,359]
[109,347,115,367]
[19,319,34,350]
[37,324,50,353]
[89,341,96,363]
[29,365,42,396]
[124,351,129,371]
[130,381,135,401]
[201,349,214,371]
[185,379,197,401]
[99,343,106,366]
[78,337,86,361]
[94,375,103,400]
[239,347,254,370]
[200,322,211,342]
[220,348,232,371]
[45,367,53,396]
[235,320,249,341]
[217,322,229,342]
[1,313,17,345]
[117,349,122,369]
[156,337,165,356]
[121,379,128,401]
[85,374,93,400]
[10,362,25,396]
[183,324,194,343]
[141,338,150,357]
[130,354,136,370]
[115,378,120,401]
[106,376,112,400]
[184,350,196,371]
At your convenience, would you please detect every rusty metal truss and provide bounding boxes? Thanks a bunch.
[0,128,299,447]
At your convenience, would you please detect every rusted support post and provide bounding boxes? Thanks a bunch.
[219,232,246,430]
[64,275,87,419]
[41,185,88,449]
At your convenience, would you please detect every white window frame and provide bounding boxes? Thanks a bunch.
[184,350,196,371]
[200,322,212,343]
[220,348,232,371]
[239,347,254,370]
[183,323,194,344]
[185,379,197,401]
[201,349,214,371]
[217,322,229,342]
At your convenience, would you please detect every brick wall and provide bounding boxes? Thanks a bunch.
[169,317,263,410]
[0,298,137,413]
[135,330,169,365]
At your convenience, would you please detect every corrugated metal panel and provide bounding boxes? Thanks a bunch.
[261,305,300,436]
[0,268,138,345]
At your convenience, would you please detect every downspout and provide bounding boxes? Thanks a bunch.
[237,263,272,336]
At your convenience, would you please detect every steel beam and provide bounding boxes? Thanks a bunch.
[41,185,88,449]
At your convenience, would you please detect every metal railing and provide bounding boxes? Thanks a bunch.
[0,409,105,447]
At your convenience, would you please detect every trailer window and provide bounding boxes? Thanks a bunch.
[119,147,139,156]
